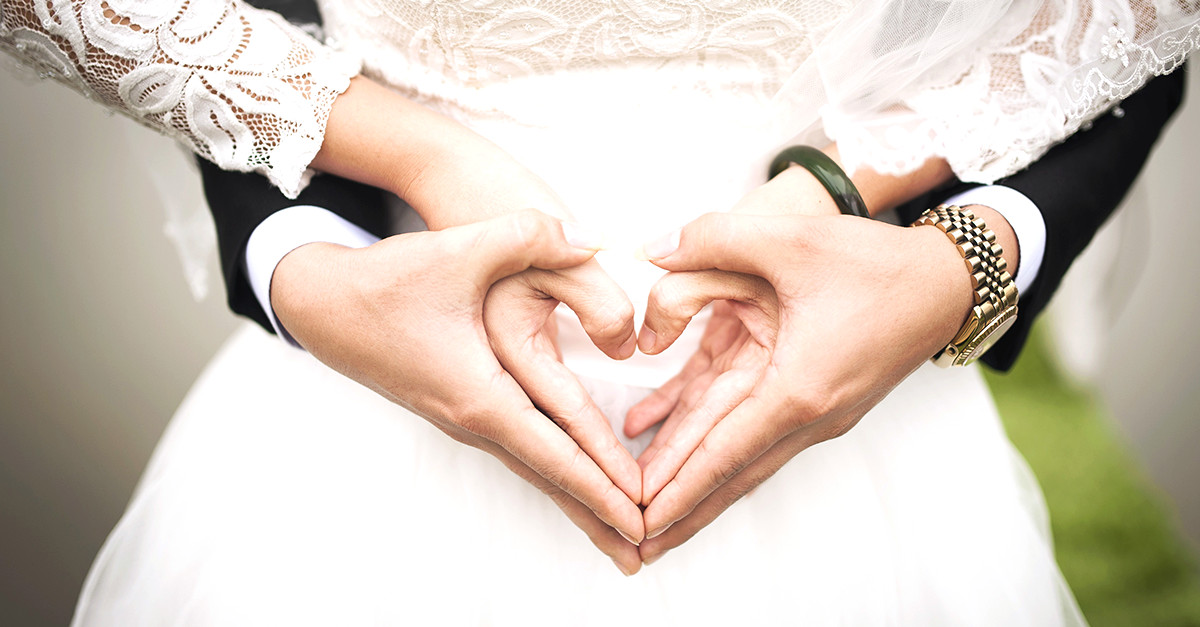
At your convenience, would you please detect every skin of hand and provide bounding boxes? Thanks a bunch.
[311,77,651,566]
[626,156,1019,565]
[313,76,569,231]
[270,210,645,575]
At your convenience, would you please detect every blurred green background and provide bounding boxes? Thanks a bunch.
[990,328,1200,626]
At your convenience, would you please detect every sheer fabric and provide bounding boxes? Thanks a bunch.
[3,1,1197,196]
[73,324,1087,626]
[0,0,359,197]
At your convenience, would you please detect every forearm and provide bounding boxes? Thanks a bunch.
[313,76,566,230]
[825,144,955,216]
[0,0,359,198]
[764,143,1020,358]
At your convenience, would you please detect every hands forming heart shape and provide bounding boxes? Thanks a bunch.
[474,174,982,575]
[273,164,986,577]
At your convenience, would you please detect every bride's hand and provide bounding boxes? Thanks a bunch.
[483,258,645,527]
[630,205,1010,566]
[624,164,840,505]
[270,210,645,574]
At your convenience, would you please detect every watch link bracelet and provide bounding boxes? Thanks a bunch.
[912,204,1019,367]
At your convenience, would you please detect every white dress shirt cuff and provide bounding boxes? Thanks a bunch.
[943,185,1045,295]
[245,205,381,347]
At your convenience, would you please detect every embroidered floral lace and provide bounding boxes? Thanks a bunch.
[0,1,359,197]
[2,0,1198,191]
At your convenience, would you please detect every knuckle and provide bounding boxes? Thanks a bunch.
[541,484,573,509]
[780,386,835,430]
[713,485,747,513]
[697,438,744,485]
[591,299,635,340]
[452,395,503,441]
[453,405,489,438]
[649,277,691,317]
[509,209,550,250]
[540,445,583,490]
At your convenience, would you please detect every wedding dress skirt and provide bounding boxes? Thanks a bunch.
[62,4,1083,622]
[72,53,1085,627]
[73,323,1084,626]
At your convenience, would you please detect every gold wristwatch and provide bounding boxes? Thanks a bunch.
[913,205,1019,367]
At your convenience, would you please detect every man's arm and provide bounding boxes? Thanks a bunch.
[196,0,389,333]
[197,159,389,332]
[895,67,1188,370]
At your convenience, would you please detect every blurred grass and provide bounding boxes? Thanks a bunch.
[985,328,1200,626]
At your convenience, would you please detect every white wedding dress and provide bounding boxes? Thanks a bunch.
[4,0,1197,624]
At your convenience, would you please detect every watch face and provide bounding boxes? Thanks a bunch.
[962,309,1018,364]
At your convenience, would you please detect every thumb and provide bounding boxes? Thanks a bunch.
[639,270,774,355]
[454,209,604,287]
[640,212,788,280]
[520,263,638,360]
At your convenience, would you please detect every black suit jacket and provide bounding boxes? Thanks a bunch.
[202,0,1186,371]
[893,67,1186,369]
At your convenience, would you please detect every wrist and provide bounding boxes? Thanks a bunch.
[822,144,954,214]
[907,225,978,350]
[270,242,357,348]
[960,204,1019,278]
[910,205,1019,366]
[406,152,570,230]
[317,78,566,230]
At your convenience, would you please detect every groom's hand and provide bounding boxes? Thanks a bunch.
[269,210,645,574]
[631,210,993,565]
[484,260,643,507]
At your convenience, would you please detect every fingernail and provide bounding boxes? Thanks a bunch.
[618,333,638,359]
[612,557,636,576]
[637,324,657,354]
[639,228,681,260]
[561,222,605,250]
[617,529,641,546]
[645,523,672,540]
[642,551,667,566]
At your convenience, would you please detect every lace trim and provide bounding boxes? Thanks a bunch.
[828,1,1200,184]
[0,0,361,197]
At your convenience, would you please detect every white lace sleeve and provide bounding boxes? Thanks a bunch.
[0,0,360,197]
[808,0,1200,184]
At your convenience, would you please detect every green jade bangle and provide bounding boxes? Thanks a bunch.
[767,146,870,218]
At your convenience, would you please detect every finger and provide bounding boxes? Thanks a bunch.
[499,336,643,504]
[523,263,638,359]
[472,435,642,575]
[632,309,747,458]
[624,304,746,439]
[642,392,791,539]
[640,270,772,355]
[623,347,711,438]
[639,430,807,565]
[640,362,761,504]
[484,276,641,503]
[483,373,646,543]
[636,360,721,466]
[641,212,794,279]
[453,209,603,287]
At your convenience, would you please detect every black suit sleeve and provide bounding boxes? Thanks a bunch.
[199,0,388,334]
[199,160,389,332]
[894,67,1187,371]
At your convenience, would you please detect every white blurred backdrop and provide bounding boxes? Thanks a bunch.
[1,66,1197,626]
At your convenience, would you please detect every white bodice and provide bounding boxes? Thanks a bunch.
[3,0,1199,384]
[3,1,1198,194]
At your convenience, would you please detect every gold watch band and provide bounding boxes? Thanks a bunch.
[913,204,1018,366]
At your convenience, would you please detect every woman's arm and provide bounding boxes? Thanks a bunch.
[311,76,568,229]
[0,0,357,197]
[0,1,558,229]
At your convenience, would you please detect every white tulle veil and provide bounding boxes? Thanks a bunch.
[3,0,1197,292]
[777,0,1199,183]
